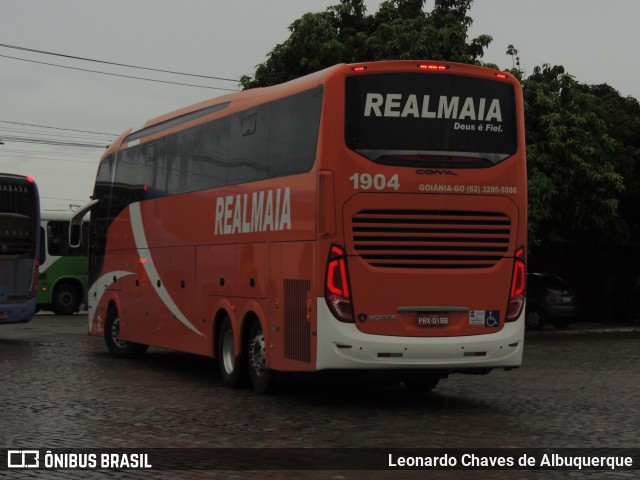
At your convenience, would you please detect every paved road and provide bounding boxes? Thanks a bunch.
[1,315,638,479]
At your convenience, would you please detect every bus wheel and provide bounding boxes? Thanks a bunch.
[248,321,275,394]
[217,317,246,388]
[104,306,148,358]
[52,282,80,315]
[402,373,440,393]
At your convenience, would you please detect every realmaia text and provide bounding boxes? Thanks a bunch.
[214,187,291,235]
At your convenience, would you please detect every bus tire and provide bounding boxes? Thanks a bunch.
[217,317,246,388]
[52,281,80,315]
[248,320,276,394]
[104,306,148,358]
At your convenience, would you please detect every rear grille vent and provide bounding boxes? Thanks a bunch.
[351,209,511,269]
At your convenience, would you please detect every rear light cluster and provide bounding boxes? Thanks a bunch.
[506,247,526,321]
[30,259,40,296]
[325,245,354,322]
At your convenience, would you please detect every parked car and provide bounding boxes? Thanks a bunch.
[525,273,577,330]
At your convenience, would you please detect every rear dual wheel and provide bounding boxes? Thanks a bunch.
[217,317,246,388]
[247,321,275,394]
[217,317,275,393]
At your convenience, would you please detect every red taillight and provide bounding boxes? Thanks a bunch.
[325,245,354,322]
[351,65,367,72]
[506,247,526,322]
[26,176,35,183]
[496,72,508,80]
[417,63,448,71]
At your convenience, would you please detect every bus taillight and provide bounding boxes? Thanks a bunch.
[325,245,354,322]
[417,63,448,71]
[31,259,40,296]
[506,247,526,322]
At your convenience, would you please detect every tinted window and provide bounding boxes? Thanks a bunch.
[0,176,38,256]
[114,86,322,196]
[345,73,517,168]
[540,275,568,291]
[164,129,193,194]
[269,88,322,176]
[47,221,88,256]
[0,176,37,217]
[192,117,231,190]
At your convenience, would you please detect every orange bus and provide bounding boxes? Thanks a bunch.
[80,61,526,393]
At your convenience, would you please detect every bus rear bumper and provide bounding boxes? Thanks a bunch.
[0,299,36,325]
[315,300,524,371]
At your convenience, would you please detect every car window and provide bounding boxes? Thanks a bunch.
[540,275,568,291]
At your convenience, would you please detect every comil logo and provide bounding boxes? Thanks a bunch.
[8,450,40,468]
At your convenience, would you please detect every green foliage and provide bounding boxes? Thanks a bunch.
[241,0,492,88]
[522,64,632,248]
[240,3,640,259]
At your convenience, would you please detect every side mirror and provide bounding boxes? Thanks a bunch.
[69,199,99,248]
[69,223,83,249]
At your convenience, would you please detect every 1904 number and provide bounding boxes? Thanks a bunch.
[349,173,400,191]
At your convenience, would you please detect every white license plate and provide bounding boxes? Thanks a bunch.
[416,312,448,327]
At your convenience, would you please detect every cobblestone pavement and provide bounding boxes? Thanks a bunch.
[1,315,638,479]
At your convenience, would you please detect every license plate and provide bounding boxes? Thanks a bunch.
[562,296,572,304]
[416,312,448,327]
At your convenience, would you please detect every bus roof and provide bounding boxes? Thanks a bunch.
[103,60,517,159]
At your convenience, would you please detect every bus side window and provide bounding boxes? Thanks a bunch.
[48,221,69,256]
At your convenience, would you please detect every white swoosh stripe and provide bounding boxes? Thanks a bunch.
[129,202,203,336]
[88,270,135,330]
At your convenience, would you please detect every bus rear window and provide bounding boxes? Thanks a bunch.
[345,73,517,168]
[0,177,37,217]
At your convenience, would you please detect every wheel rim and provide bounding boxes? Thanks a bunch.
[526,311,542,329]
[57,290,73,308]
[249,329,267,378]
[111,316,128,348]
[221,329,236,375]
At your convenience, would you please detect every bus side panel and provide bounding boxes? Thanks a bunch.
[236,244,268,299]
[89,251,123,335]
[123,246,154,344]
[199,245,239,298]
[267,241,317,372]
[125,244,210,356]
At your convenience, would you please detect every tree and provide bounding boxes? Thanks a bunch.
[240,0,492,89]
[522,64,626,247]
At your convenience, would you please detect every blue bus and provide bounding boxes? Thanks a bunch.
[0,173,42,324]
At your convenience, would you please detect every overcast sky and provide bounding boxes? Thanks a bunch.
[1,0,637,211]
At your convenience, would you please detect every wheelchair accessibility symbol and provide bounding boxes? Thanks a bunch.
[485,310,500,328]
